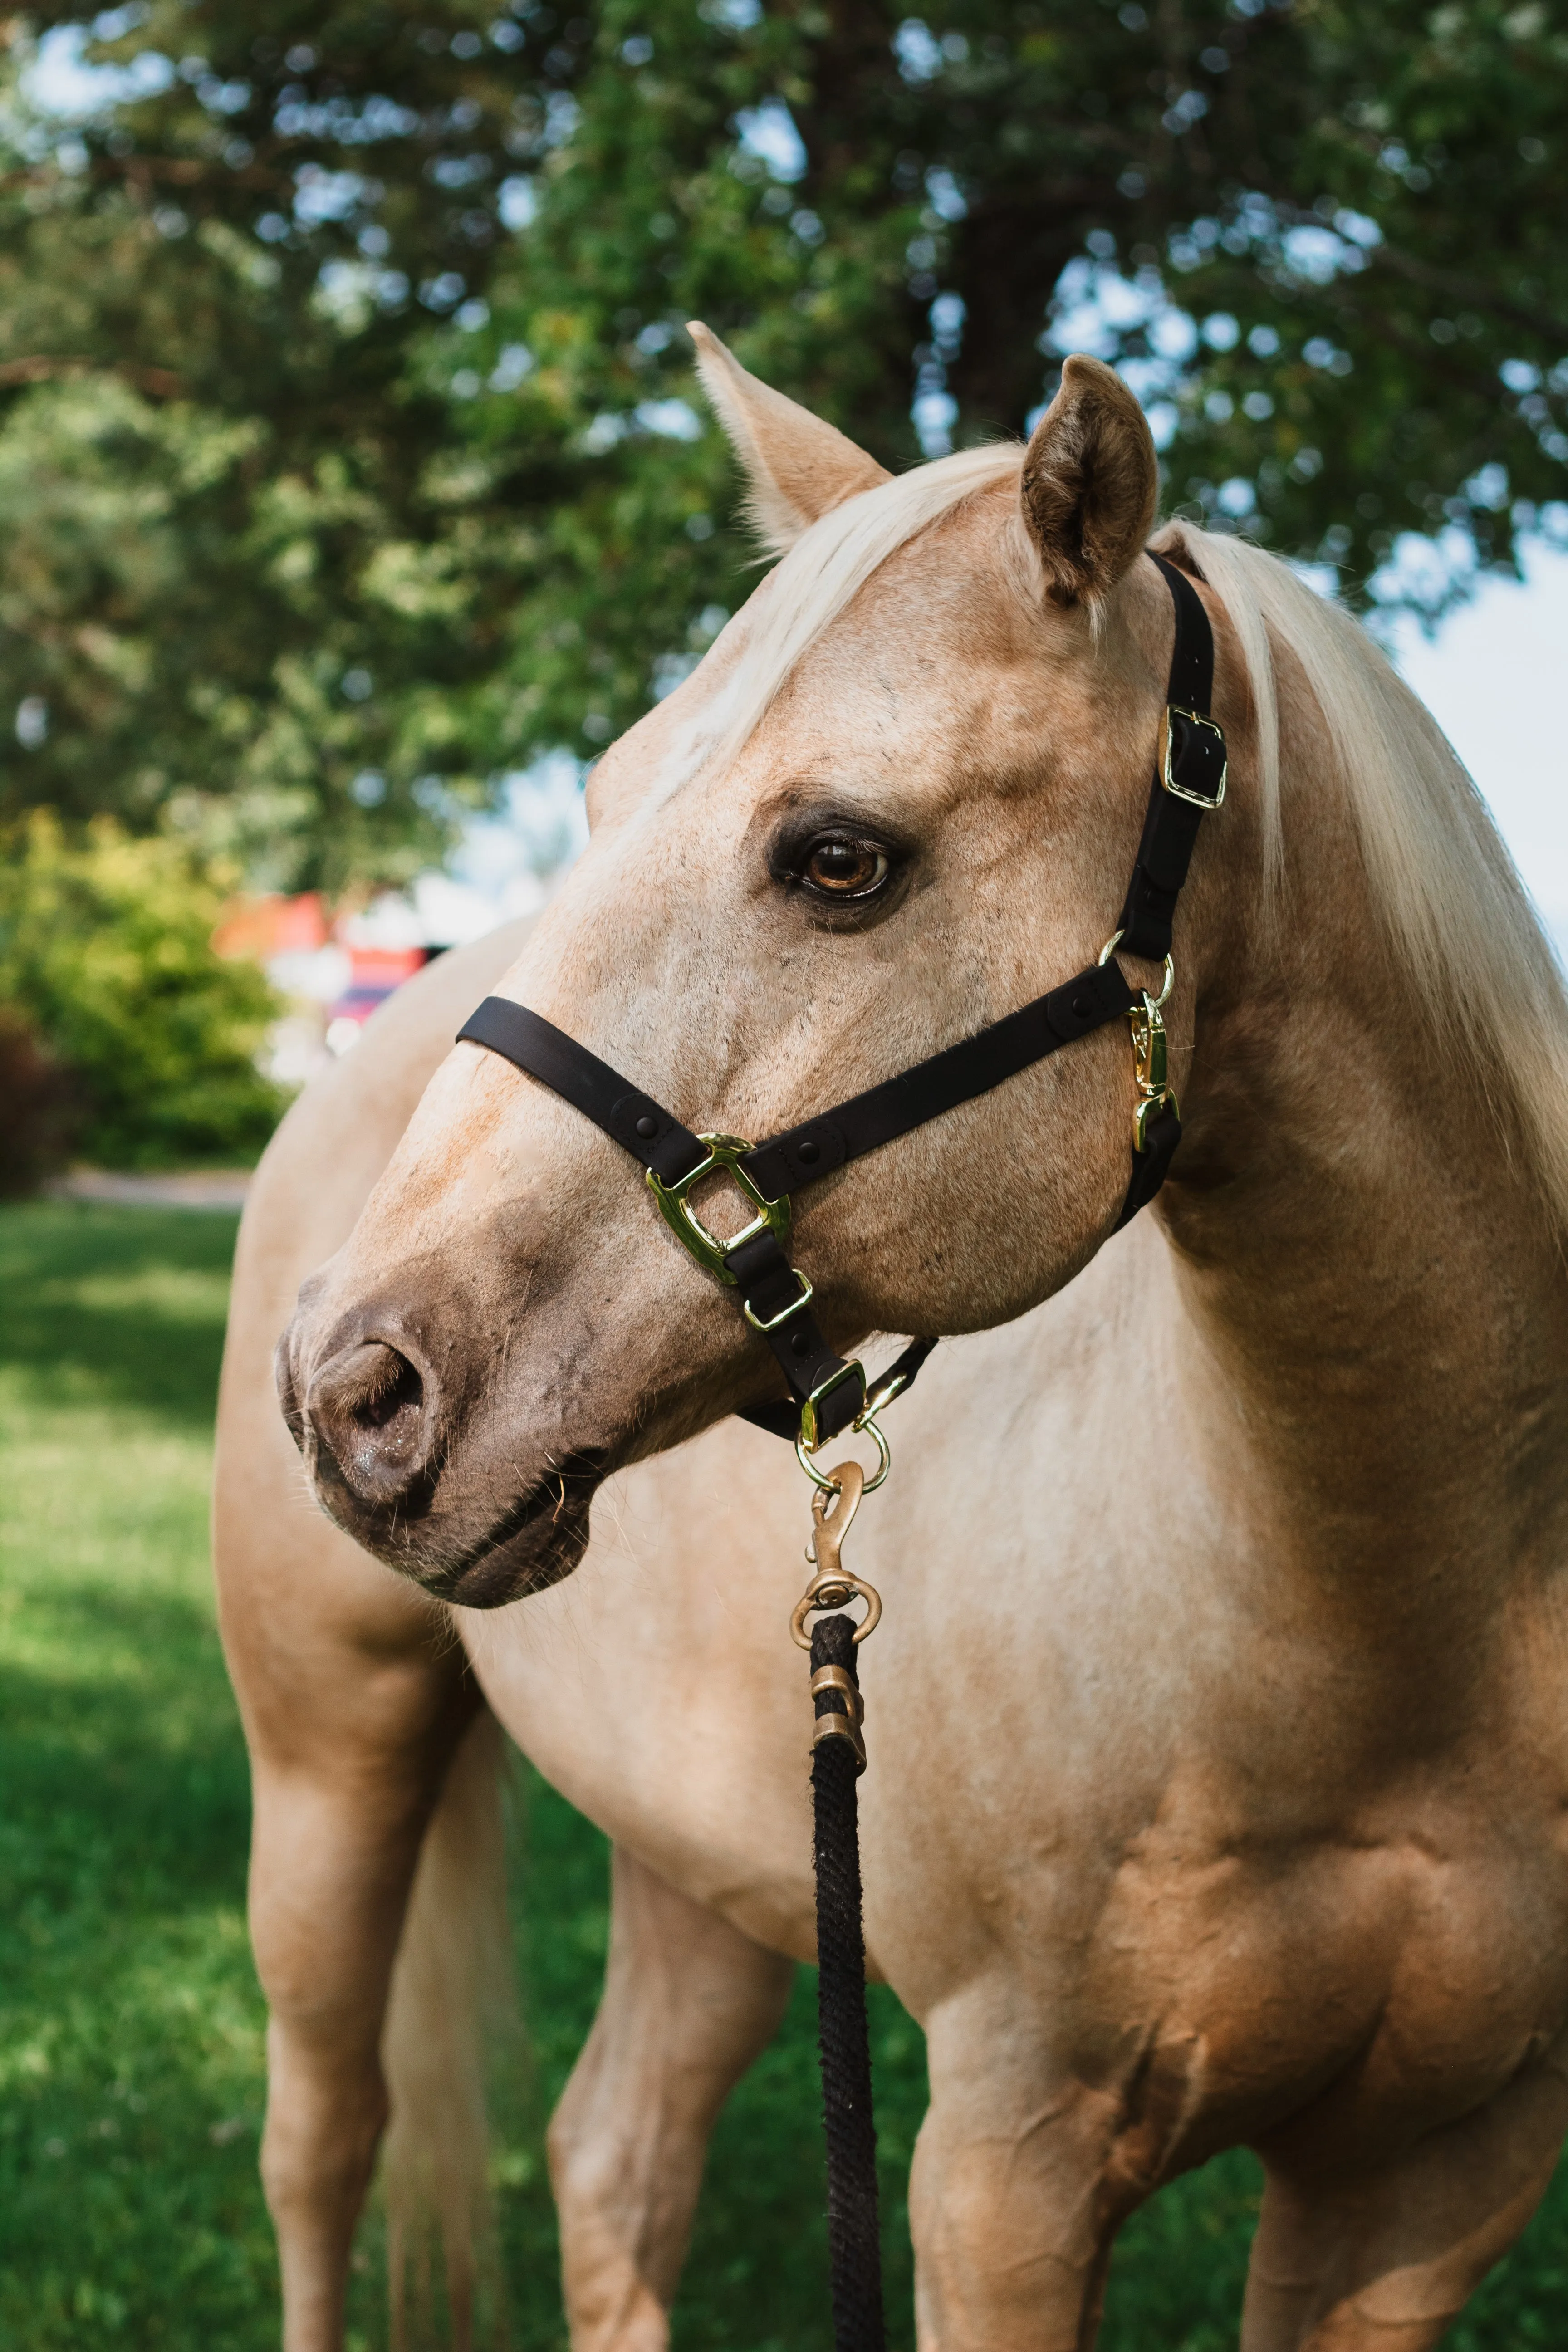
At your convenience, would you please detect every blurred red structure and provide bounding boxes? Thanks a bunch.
[211,892,330,961]
[213,892,436,1073]
[324,944,430,1047]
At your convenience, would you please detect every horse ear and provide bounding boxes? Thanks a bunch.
[688,322,891,555]
[1019,354,1159,607]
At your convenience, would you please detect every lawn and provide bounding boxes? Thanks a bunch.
[1,1199,1566,2347]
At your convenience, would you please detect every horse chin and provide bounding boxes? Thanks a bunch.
[310,1451,604,1610]
[429,1500,595,1609]
[414,1456,606,1607]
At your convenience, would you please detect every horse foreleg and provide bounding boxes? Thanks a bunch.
[910,2002,1128,2352]
[547,1845,794,2352]
[1240,2048,1568,2351]
[250,1675,484,2351]
[223,1522,481,2352]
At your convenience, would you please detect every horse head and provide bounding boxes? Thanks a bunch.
[277,333,1245,1605]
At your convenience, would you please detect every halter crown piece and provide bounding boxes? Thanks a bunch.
[457,551,1225,1460]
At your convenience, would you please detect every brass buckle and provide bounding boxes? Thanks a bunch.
[798,1357,867,1452]
[1160,706,1228,809]
[645,1133,790,1283]
[743,1270,814,1333]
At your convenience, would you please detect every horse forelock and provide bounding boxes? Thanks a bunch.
[640,440,1025,813]
[1162,519,1568,1232]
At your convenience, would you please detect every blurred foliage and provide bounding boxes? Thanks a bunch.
[0,814,284,1167]
[0,1,1562,883]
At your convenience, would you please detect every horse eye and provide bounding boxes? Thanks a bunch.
[801,838,889,897]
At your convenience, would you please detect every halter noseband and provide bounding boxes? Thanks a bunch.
[456,551,1225,1460]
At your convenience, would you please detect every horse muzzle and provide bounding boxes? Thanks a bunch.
[275,1294,606,1607]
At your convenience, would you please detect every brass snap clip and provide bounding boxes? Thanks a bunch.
[1128,981,1180,1151]
[789,1460,883,1651]
[1101,932,1179,1152]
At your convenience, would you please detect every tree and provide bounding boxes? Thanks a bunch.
[0,1,1562,883]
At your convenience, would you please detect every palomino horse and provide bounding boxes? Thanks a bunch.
[218,332,1568,2352]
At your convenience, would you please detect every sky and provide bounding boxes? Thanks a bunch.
[1386,545,1568,954]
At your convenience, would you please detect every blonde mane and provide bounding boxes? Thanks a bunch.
[650,439,1568,1228]
[1160,520,1568,1230]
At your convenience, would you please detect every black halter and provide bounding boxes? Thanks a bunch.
[457,551,1225,1453]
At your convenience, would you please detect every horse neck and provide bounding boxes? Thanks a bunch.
[1163,759,1568,1613]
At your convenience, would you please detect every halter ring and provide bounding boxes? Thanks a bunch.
[794,1417,892,1495]
[1098,929,1174,1008]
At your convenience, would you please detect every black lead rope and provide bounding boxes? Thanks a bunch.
[456,548,1225,2343]
[810,1612,883,2352]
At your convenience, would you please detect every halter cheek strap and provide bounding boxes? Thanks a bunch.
[456,549,1225,1450]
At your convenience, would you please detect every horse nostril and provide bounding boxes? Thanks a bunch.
[306,1339,435,1504]
[353,1348,424,1432]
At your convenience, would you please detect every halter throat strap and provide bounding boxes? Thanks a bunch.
[456,547,1222,1446]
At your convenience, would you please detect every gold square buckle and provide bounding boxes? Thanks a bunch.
[645,1133,790,1283]
[1160,706,1227,810]
[743,1271,814,1333]
[799,1358,867,1451]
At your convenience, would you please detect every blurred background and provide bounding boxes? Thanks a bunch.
[3,4,1568,2346]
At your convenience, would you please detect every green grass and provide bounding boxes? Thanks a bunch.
[3,1200,1568,2346]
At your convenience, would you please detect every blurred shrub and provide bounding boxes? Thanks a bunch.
[0,1003,76,1195]
[0,813,284,1170]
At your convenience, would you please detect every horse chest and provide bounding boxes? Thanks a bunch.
[1076,1776,1568,2168]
